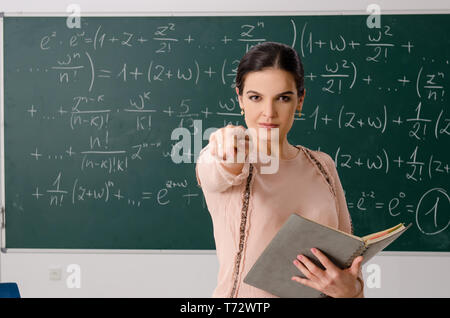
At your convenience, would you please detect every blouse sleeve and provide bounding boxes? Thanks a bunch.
[195,143,250,193]
[318,151,365,298]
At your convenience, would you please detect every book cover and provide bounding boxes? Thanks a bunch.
[243,213,411,298]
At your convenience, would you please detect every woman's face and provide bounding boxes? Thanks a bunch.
[236,68,305,145]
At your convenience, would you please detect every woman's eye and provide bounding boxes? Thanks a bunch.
[249,95,260,101]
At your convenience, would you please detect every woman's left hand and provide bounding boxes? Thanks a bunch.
[291,248,363,298]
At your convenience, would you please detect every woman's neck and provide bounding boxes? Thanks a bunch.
[257,138,298,161]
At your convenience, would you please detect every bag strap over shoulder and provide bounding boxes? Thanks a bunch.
[297,146,336,198]
[229,164,254,298]
[297,145,355,235]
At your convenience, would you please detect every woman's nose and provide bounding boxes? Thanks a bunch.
[263,101,276,118]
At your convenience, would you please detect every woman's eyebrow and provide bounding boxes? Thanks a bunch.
[246,90,295,95]
[277,91,295,95]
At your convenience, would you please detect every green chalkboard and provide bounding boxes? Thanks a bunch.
[2,15,449,251]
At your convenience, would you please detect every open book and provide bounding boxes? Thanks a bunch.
[243,213,412,298]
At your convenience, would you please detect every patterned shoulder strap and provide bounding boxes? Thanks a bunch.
[298,146,336,197]
[229,164,254,298]
[298,146,355,235]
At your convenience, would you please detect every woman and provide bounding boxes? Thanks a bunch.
[195,42,364,298]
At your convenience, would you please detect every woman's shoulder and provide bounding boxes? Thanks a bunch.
[296,144,338,197]
[295,144,335,167]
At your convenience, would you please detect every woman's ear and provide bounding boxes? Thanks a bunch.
[235,87,242,101]
[297,88,306,114]
[236,87,244,109]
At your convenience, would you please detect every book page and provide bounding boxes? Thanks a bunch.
[363,224,405,245]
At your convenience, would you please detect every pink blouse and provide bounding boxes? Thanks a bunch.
[195,143,364,298]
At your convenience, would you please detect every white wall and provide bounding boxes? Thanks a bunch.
[1,0,450,298]
[2,251,450,297]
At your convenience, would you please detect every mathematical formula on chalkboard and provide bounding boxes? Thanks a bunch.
[3,16,449,250]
